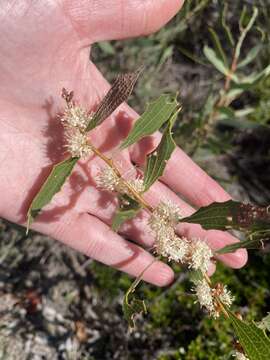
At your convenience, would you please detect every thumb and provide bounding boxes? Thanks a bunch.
[64,0,184,43]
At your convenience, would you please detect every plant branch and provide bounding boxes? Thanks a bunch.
[88,142,154,212]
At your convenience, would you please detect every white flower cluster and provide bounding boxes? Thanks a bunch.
[95,166,144,195]
[148,201,189,262]
[127,178,145,193]
[233,351,249,360]
[95,166,120,192]
[148,201,213,272]
[61,104,93,158]
[188,239,213,273]
[194,279,215,314]
[193,279,234,318]
[150,200,182,229]
[64,128,92,158]
[61,105,91,132]
[148,201,234,318]
[219,286,235,307]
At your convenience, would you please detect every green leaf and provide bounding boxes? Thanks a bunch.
[158,45,173,67]
[238,45,262,68]
[239,5,248,30]
[180,200,270,232]
[237,64,270,87]
[208,27,228,67]
[143,110,179,192]
[123,291,147,330]
[229,311,270,360]
[203,46,238,81]
[220,3,235,47]
[97,41,116,55]
[112,195,142,231]
[123,261,157,329]
[27,157,78,232]
[179,46,208,66]
[218,106,235,120]
[218,117,260,131]
[235,7,258,61]
[120,94,179,149]
[226,87,244,100]
[217,229,270,254]
[86,68,142,131]
[258,313,270,332]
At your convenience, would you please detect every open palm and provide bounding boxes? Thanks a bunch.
[0,0,247,286]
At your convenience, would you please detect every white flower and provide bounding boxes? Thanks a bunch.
[127,178,145,193]
[188,239,213,273]
[151,222,188,262]
[153,225,175,255]
[64,128,92,158]
[194,279,214,314]
[164,235,189,262]
[219,285,234,308]
[95,166,120,192]
[233,351,249,360]
[61,105,91,131]
[149,200,182,232]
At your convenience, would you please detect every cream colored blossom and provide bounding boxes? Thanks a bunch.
[127,178,145,193]
[219,285,234,307]
[95,166,120,192]
[64,128,92,158]
[194,279,214,314]
[188,239,213,273]
[233,351,249,360]
[164,235,189,262]
[61,105,91,131]
[148,201,182,235]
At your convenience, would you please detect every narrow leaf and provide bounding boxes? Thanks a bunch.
[97,41,116,55]
[238,64,270,87]
[203,46,238,81]
[220,3,235,47]
[179,46,208,66]
[123,261,157,329]
[218,229,270,254]
[235,7,258,61]
[208,27,228,67]
[86,68,142,131]
[120,94,179,149]
[143,110,179,191]
[238,44,262,68]
[123,293,146,330]
[27,157,78,232]
[112,195,142,231]
[218,106,235,120]
[226,87,244,100]
[180,200,270,232]
[229,311,270,360]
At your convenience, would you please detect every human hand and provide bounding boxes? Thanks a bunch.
[0,0,247,286]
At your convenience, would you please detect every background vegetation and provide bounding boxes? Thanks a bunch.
[1,0,270,358]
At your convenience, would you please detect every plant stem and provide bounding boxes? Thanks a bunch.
[88,142,154,212]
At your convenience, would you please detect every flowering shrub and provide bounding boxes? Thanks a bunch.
[26,5,270,359]
[26,67,270,359]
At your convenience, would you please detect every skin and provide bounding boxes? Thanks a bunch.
[0,0,247,286]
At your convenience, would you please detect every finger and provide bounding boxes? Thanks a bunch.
[33,211,174,287]
[64,0,184,43]
[208,261,216,277]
